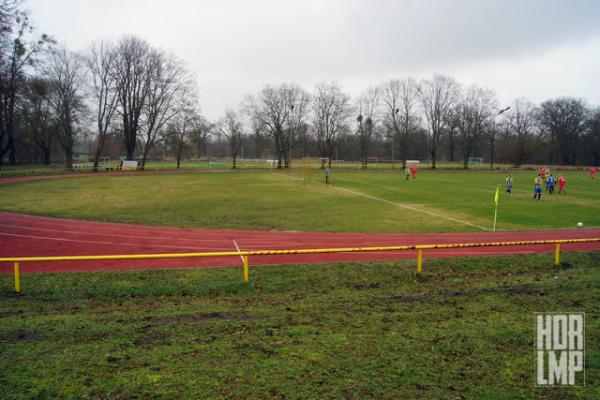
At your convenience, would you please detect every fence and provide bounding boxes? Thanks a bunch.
[2,238,599,293]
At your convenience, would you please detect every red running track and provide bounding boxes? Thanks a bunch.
[1,212,599,273]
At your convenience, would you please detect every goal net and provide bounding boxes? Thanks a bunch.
[301,157,329,184]
[468,157,484,168]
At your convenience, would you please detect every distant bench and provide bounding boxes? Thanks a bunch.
[72,162,94,170]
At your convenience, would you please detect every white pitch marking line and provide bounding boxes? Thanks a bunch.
[232,239,245,263]
[281,173,488,231]
[333,185,489,231]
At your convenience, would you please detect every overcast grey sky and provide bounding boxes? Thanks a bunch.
[27,0,600,119]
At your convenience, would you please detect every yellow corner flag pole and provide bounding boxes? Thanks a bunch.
[493,187,499,232]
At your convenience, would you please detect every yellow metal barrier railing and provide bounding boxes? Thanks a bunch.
[2,238,599,293]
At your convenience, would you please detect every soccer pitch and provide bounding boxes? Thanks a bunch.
[0,169,598,232]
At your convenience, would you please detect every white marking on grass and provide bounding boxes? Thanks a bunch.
[232,239,245,263]
[334,185,489,231]
[282,173,488,230]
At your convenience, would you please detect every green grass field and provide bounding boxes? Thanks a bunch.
[1,169,598,232]
[1,252,599,399]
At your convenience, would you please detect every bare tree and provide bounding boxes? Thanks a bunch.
[356,86,379,168]
[418,74,459,168]
[86,39,118,171]
[219,108,244,169]
[246,83,310,168]
[189,114,214,158]
[505,98,537,165]
[382,78,419,168]
[454,85,497,169]
[165,86,199,169]
[537,98,587,165]
[19,77,54,164]
[443,107,461,162]
[312,82,352,167]
[0,1,51,165]
[42,46,88,168]
[112,35,152,160]
[249,113,265,159]
[139,50,188,169]
[19,77,54,163]
[584,108,600,165]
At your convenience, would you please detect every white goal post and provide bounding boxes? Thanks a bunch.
[468,157,484,167]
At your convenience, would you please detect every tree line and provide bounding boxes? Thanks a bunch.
[2,1,599,170]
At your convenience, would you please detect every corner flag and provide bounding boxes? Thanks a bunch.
[493,187,499,232]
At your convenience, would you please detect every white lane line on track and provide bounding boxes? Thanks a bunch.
[0,219,501,250]
[1,220,593,248]
[0,218,316,241]
[232,240,245,263]
[0,222,239,245]
[0,221,333,244]
[0,232,233,251]
[0,219,592,251]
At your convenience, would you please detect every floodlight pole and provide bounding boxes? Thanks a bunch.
[288,104,294,171]
[393,108,399,169]
[391,134,395,169]
[490,106,510,170]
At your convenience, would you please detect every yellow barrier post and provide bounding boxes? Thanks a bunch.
[417,249,423,274]
[14,262,21,293]
[554,244,561,267]
[243,256,249,283]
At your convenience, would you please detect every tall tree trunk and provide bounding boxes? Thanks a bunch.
[255,132,261,158]
[43,148,51,165]
[489,136,495,170]
[176,147,182,169]
[400,136,408,170]
[64,146,74,169]
[9,141,16,165]
[140,148,151,171]
[92,136,106,172]
[92,150,101,171]
[126,145,134,160]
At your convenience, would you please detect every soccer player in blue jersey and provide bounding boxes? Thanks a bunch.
[547,174,556,195]
[533,174,543,200]
[505,174,513,195]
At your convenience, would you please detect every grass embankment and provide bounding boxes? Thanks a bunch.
[1,170,599,232]
[1,252,599,399]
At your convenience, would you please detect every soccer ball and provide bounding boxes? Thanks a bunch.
[577,222,583,228]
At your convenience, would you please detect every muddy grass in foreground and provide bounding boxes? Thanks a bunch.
[1,252,599,399]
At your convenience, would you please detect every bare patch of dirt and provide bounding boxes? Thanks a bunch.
[133,330,170,346]
[1,329,39,342]
[352,282,380,290]
[140,312,259,327]
[235,342,277,356]
[389,284,543,303]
